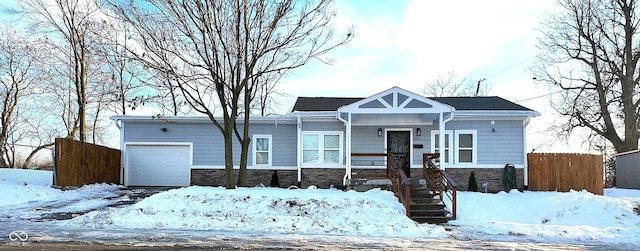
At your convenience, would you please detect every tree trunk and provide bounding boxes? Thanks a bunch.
[22,142,55,169]
[237,86,252,187]
[223,121,236,189]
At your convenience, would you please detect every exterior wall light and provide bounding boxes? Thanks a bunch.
[160,127,168,132]
[416,128,421,136]
[378,128,383,137]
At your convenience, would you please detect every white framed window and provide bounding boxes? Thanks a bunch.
[431,130,453,164]
[455,130,477,165]
[253,135,272,166]
[302,131,343,165]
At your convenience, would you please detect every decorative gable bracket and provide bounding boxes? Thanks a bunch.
[338,86,454,114]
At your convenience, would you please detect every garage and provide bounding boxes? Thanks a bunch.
[125,144,191,186]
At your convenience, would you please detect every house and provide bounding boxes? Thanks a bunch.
[111,86,540,190]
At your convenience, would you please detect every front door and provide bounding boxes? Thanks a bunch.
[387,130,411,178]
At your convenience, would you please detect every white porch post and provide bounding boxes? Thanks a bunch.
[296,116,302,185]
[439,112,446,170]
[346,113,352,180]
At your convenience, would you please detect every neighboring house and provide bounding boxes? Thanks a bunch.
[111,87,540,190]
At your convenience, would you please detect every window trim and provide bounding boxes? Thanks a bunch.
[430,130,453,164]
[301,131,344,166]
[454,130,477,165]
[253,134,272,166]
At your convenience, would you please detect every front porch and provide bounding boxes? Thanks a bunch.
[347,153,457,224]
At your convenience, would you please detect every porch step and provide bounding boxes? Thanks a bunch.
[411,215,452,224]
[408,186,453,224]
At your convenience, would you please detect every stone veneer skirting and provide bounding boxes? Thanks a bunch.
[444,168,525,192]
[191,167,524,192]
[191,168,347,189]
[191,169,298,188]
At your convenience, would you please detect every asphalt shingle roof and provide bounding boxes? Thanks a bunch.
[291,96,535,112]
[292,97,364,112]
[430,96,534,111]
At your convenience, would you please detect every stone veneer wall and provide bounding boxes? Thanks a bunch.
[191,169,298,188]
[192,167,524,192]
[192,168,347,189]
[300,168,346,189]
[444,168,525,192]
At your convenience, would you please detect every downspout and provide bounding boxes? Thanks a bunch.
[439,111,454,170]
[113,118,125,185]
[296,116,302,186]
[523,116,531,188]
[337,112,351,186]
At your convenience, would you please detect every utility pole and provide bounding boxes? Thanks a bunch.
[475,78,487,96]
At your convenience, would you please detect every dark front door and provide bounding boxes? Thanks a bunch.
[387,131,411,178]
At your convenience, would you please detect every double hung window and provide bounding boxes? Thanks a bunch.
[253,135,272,166]
[302,132,343,165]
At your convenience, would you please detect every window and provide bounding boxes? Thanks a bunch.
[431,130,452,164]
[302,132,343,165]
[253,135,272,166]
[455,130,477,164]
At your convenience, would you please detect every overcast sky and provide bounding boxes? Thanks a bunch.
[282,0,560,101]
[280,1,579,152]
[1,0,591,153]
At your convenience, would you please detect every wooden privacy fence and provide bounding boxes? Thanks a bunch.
[54,138,121,187]
[527,153,603,195]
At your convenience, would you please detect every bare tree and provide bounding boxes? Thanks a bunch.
[532,0,640,153]
[420,71,491,97]
[108,0,352,188]
[18,0,106,143]
[0,24,49,168]
[95,18,147,116]
[251,72,290,116]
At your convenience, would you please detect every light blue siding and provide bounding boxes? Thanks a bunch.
[350,126,430,166]
[351,126,385,154]
[301,121,345,131]
[122,117,528,169]
[123,121,297,166]
[347,120,527,167]
[431,120,526,165]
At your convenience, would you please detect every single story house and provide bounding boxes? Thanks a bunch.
[111,86,540,190]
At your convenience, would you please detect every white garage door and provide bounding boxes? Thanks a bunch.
[126,145,191,186]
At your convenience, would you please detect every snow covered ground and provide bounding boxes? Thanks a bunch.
[1,168,639,249]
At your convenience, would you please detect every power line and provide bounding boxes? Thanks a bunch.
[484,56,537,80]
[515,90,564,102]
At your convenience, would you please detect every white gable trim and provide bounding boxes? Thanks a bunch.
[337,86,454,114]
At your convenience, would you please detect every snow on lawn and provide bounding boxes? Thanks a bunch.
[61,186,448,238]
[0,180,124,220]
[1,175,640,246]
[452,189,640,245]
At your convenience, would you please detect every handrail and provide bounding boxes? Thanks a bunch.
[348,153,412,217]
[398,168,411,216]
[422,153,458,220]
[387,153,411,216]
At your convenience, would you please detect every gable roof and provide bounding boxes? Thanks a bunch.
[292,96,535,112]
